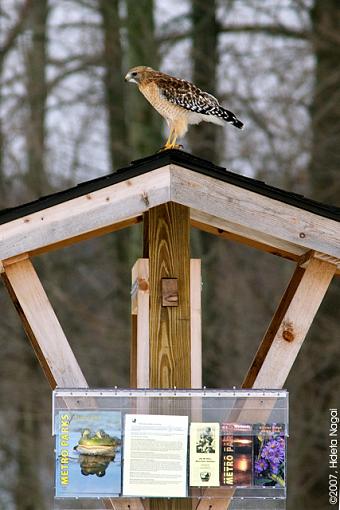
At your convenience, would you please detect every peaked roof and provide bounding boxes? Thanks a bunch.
[0,149,339,225]
[0,150,339,270]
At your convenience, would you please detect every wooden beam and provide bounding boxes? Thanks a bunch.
[2,257,87,389]
[31,216,141,257]
[243,256,336,389]
[170,165,340,261]
[243,264,305,388]
[148,203,191,510]
[191,218,300,262]
[190,259,202,389]
[0,167,171,260]
[131,258,150,389]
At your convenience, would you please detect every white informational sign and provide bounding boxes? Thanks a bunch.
[123,414,189,498]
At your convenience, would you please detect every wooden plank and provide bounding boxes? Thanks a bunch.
[243,264,305,388]
[2,257,88,389]
[148,203,191,510]
[191,218,300,262]
[190,259,202,389]
[0,166,171,260]
[131,258,150,389]
[31,216,141,257]
[170,165,340,261]
[246,257,336,389]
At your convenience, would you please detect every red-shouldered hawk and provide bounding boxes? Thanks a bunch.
[125,66,244,150]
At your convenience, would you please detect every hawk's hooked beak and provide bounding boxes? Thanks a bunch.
[125,72,138,84]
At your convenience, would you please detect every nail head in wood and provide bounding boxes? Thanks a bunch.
[161,278,179,306]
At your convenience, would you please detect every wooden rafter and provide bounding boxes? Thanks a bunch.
[0,167,171,260]
[0,165,339,273]
[170,165,340,262]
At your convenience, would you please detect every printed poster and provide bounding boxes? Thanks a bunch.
[55,410,121,498]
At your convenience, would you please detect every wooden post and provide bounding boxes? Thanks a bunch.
[147,202,191,510]
[148,203,191,389]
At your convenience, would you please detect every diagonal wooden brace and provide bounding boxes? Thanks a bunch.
[244,256,336,389]
[1,256,146,510]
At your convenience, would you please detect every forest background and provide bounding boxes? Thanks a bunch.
[0,1,339,508]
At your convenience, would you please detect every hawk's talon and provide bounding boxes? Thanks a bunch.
[158,143,183,152]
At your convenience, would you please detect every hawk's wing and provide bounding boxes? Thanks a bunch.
[154,75,220,115]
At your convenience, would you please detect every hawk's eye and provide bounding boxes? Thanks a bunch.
[131,72,137,77]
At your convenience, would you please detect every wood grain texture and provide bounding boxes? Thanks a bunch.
[149,203,191,389]
[243,264,306,388]
[148,203,191,510]
[191,218,300,263]
[250,257,336,389]
[170,165,340,261]
[131,258,150,389]
[0,167,171,260]
[190,259,202,389]
[2,258,88,389]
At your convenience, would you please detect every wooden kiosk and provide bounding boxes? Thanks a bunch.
[0,150,339,509]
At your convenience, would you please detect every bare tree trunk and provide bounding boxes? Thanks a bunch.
[126,0,162,157]
[24,0,49,196]
[99,0,129,171]
[0,61,5,203]
[189,0,219,162]
[309,0,340,204]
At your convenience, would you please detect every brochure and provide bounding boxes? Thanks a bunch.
[55,410,121,498]
[189,422,220,487]
[221,423,253,486]
[253,423,285,487]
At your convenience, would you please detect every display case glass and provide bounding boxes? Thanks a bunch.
[53,388,288,509]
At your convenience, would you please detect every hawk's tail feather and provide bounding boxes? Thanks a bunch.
[218,106,244,130]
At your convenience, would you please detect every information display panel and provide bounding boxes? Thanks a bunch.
[53,388,288,509]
